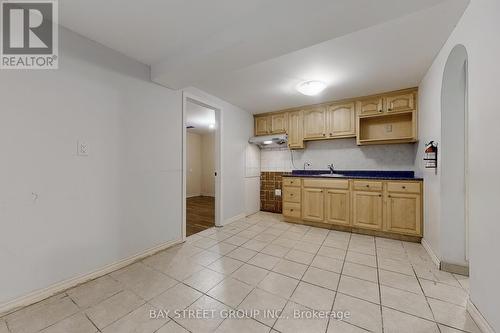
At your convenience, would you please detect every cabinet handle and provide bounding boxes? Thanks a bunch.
[388,108,393,111]
[329,133,333,136]
[323,133,326,137]
[402,186,406,189]
[290,209,294,212]
[379,109,383,113]
[388,195,391,198]
[379,194,383,197]
[290,193,294,196]
[366,184,370,188]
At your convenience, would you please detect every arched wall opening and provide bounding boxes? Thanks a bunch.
[440,44,469,271]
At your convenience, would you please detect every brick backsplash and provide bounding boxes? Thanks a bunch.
[260,171,283,213]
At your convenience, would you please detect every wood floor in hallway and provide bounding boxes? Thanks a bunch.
[186,195,215,236]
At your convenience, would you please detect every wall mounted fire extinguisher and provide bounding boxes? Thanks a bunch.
[424,141,438,169]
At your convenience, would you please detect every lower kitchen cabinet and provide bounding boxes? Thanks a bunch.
[352,191,383,230]
[385,192,421,236]
[282,177,423,240]
[302,188,324,222]
[325,189,350,226]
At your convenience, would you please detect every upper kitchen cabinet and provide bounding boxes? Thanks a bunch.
[303,106,327,139]
[254,115,271,135]
[288,110,304,149]
[254,112,287,135]
[384,92,415,113]
[357,97,384,116]
[326,102,356,138]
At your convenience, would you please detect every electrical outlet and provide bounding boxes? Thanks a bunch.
[275,189,282,196]
[77,140,89,156]
[386,124,393,133]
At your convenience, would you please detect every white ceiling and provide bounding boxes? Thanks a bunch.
[185,101,216,135]
[59,0,469,113]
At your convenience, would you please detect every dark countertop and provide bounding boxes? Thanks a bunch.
[282,170,423,181]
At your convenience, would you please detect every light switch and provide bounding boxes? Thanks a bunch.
[77,140,88,156]
[386,124,393,133]
[275,189,282,196]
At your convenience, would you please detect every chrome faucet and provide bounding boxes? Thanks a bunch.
[327,163,335,174]
[303,161,311,170]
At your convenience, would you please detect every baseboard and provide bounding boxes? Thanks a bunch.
[421,238,440,268]
[223,213,246,226]
[0,238,182,317]
[441,261,469,276]
[467,298,495,333]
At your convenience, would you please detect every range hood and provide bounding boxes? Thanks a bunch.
[248,134,288,148]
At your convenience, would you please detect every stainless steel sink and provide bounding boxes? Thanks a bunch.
[317,173,346,178]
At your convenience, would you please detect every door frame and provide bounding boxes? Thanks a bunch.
[182,91,223,241]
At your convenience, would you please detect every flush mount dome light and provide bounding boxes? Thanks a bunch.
[296,80,327,96]
[263,140,273,145]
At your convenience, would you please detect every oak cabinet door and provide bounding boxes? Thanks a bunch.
[302,188,324,222]
[352,191,383,230]
[358,98,383,115]
[385,93,415,113]
[255,116,270,136]
[385,193,421,236]
[326,102,356,137]
[271,113,288,134]
[325,189,350,226]
[303,107,326,139]
[288,111,304,149]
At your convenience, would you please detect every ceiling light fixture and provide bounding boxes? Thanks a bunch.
[296,80,327,96]
[208,123,215,129]
[263,140,273,145]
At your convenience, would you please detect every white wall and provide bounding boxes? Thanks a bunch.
[261,139,417,172]
[183,87,254,224]
[417,0,500,329]
[186,132,202,197]
[201,132,215,196]
[0,27,182,306]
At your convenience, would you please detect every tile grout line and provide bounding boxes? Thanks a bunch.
[324,231,352,333]
[373,237,388,333]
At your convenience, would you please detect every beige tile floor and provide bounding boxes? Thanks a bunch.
[0,212,480,333]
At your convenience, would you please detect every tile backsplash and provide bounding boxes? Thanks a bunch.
[261,138,417,172]
[260,172,282,213]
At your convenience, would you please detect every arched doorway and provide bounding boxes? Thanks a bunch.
[440,44,469,273]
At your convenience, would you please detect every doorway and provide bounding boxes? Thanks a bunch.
[182,93,222,239]
[440,44,469,270]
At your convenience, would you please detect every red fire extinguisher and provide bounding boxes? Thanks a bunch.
[424,141,438,169]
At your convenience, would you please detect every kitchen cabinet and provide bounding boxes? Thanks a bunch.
[255,115,270,136]
[358,97,384,116]
[385,182,422,236]
[288,110,304,149]
[302,188,324,222]
[270,113,287,133]
[325,189,350,226]
[352,190,383,230]
[253,87,418,146]
[303,107,327,140]
[282,177,423,240]
[326,102,356,137]
[384,92,415,113]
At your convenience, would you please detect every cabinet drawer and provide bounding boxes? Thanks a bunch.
[353,180,383,191]
[283,202,301,218]
[283,177,301,187]
[283,187,301,203]
[387,182,421,194]
[302,178,349,190]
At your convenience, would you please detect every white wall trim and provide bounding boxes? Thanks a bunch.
[0,238,182,317]
[467,298,495,333]
[421,238,441,268]
[223,212,246,226]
